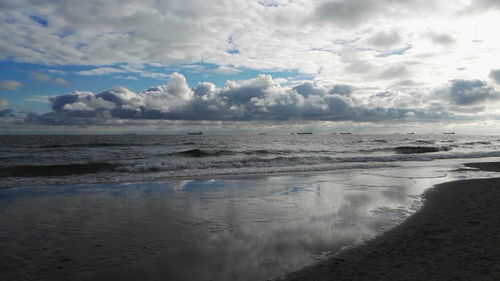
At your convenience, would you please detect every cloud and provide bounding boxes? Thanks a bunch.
[0,80,22,91]
[76,67,125,76]
[30,72,71,85]
[448,79,500,105]
[114,75,139,80]
[28,73,453,125]
[48,69,66,75]
[313,0,380,28]
[0,109,15,117]
[0,0,241,66]
[366,31,402,49]
[213,66,241,75]
[0,98,9,107]
[31,72,50,82]
[471,0,500,10]
[379,64,409,80]
[490,69,500,84]
[53,77,71,85]
[27,95,53,103]
[0,0,497,94]
[428,32,455,45]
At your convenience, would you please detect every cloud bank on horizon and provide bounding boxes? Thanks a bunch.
[1,0,500,130]
[21,72,500,126]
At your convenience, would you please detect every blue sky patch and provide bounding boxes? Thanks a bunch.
[29,15,48,27]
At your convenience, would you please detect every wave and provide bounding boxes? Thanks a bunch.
[394,146,452,154]
[5,150,500,188]
[172,149,237,157]
[412,140,436,144]
[463,141,492,145]
[172,148,334,157]
[243,149,288,155]
[119,150,500,173]
[0,162,118,178]
[40,143,142,149]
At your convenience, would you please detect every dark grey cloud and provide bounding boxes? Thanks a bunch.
[0,109,15,117]
[489,69,500,84]
[449,79,500,105]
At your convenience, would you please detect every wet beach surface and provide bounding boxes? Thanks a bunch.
[0,165,463,281]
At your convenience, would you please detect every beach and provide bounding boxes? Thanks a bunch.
[286,162,500,281]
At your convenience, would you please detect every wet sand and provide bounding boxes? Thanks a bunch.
[0,170,430,281]
[286,162,500,281]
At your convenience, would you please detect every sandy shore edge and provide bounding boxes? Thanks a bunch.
[285,162,500,281]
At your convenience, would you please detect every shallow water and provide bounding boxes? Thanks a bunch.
[1,162,490,281]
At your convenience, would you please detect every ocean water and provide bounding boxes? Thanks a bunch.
[1,133,500,188]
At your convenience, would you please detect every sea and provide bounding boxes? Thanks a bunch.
[1,133,500,188]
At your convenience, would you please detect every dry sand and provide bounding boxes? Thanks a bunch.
[285,162,500,281]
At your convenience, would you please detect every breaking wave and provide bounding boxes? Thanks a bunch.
[394,146,452,154]
[119,150,500,173]
[0,163,118,178]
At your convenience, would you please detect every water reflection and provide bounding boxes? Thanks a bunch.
[0,166,463,281]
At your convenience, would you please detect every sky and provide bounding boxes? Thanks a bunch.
[1,0,500,134]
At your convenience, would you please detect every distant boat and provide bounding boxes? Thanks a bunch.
[258,133,267,135]
[296,132,313,135]
[443,132,455,135]
[187,132,203,135]
[340,132,352,135]
[407,132,415,135]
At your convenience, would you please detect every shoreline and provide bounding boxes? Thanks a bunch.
[4,158,497,189]
[285,162,500,280]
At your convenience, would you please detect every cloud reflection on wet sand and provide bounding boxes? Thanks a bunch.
[0,168,452,281]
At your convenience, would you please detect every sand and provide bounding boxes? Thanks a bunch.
[285,162,500,281]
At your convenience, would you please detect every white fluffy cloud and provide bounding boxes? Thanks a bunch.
[27,73,500,125]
